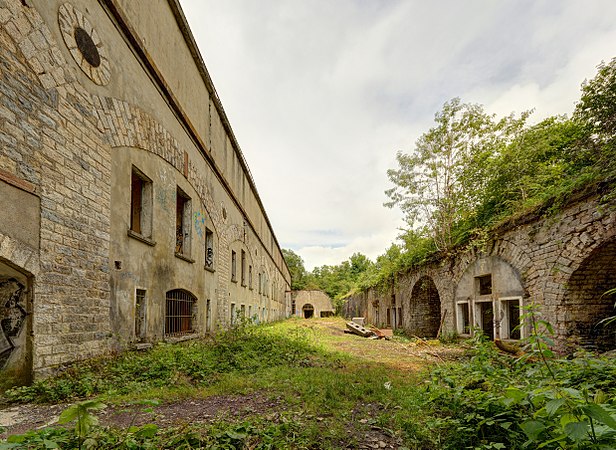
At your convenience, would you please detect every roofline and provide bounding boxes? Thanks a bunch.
[98,0,290,284]
[166,0,289,271]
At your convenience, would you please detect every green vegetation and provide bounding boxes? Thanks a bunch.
[285,57,616,299]
[2,317,615,449]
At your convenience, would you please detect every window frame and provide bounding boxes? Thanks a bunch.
[128,166,155,246]
[175,187,193,261]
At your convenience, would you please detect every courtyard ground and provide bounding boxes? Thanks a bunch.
[0,317,463,449]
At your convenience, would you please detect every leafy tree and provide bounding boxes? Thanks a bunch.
[476,116,588,225]
[574,57,616,174]
[282,249,308,290]
[385,98,527,250]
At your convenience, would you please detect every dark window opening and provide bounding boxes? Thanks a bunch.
[74,26,101,67]
[241,250,246,286]
[458,302,471,334]
[507,300,521,340]
[130,167,152,238]
[165,289,196,337]
[477,274,492,296]
[478,302,494,340]
[249,265,253,289]
[205,228,214,270]
[175,188,191,255]
[135,289,146,342]
[231,250,237,282]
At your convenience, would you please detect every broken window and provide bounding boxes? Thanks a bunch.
[476,274,492,296]
[249,265,253,289]
[130,167,152,238]
[165,289,196,337]
[240,304,246,318]
[135,289,146,342]
[476,301,494,340]
[231,250,237,282]
[175,188,191,256]
[205,228,214,270]
[457,302,471,334]
[258,273,262,294]
[230,302,236,325]
[500,298,521,340]
[241,250,246,286]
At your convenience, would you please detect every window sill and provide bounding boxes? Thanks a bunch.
[127,230,156,246]
[164,333,198,344]
[204,265,215,273]
[231,279,238,283]
[133,342,152,351]
[175,252,195,263]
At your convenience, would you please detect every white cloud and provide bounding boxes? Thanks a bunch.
[179,0,616,268]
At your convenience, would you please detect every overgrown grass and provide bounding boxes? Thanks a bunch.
[2,319,336,404]
[2,318,616,449]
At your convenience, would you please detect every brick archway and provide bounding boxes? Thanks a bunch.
[563,239,616,350]
[408,276,441,337]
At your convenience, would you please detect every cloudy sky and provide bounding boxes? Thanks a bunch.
[178,0,616,270]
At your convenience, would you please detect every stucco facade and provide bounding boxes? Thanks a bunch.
[343,189,616,350]
[0,0,291,385]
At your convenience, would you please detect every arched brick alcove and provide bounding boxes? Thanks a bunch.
[564,239,616,350]
[408,276,441,337]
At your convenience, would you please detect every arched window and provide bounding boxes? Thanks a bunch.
[165,289,196,337]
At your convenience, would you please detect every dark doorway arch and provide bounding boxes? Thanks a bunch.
[565,240,616,351]
[0,258,33,388]
[302,303,314,319]
[409,276,441,337]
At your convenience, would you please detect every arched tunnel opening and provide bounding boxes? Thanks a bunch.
[409,276,441,338]
[565,239,616,351]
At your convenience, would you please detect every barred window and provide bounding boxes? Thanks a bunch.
[165,289,196,337]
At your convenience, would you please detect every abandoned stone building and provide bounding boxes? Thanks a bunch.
[291,290,334,319]
[343,189,616,351]
[0,0,291,386]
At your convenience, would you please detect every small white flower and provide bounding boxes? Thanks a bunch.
[384,381,392,390]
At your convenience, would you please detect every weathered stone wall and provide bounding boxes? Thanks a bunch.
[291,290,334,318]
[344,191,616,349]
[0,0,290,382]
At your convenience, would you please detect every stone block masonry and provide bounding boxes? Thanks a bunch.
[0,0,291,383]
[343,189,616,351]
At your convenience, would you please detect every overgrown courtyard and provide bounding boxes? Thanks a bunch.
[1,316,615,449]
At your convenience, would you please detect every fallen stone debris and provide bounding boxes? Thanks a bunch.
[345,321,392,340]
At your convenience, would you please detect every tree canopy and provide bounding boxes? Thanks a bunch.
[291,56,616,303]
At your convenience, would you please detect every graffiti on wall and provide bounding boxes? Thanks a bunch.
[194,211,206,239]
[0,278,27,369]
